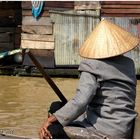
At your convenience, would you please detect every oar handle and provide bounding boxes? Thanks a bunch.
[26,49,67,105]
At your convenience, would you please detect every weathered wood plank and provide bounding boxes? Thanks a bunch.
[74,1,100,10]
[0,2,21,9]
[22,25,53,35]
[0,27,15,33]
[0,17,16,27]
[21,1,31,9]
[101,9,140,14]
[21,33,54,42]
[15,27,21,34]
[15,33,21,45]
[22,10,50,17]
[21,40,54,49]
[14,9,22,25]
[0,43,14,52]
[14,46,20,49]
[23,49,55,68]
[22,16,52,26]
[22,1,74,10]
[44,1,74,9]
[0,9,15,17]
[0,33,14,42]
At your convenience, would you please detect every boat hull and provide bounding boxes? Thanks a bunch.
[0,133,29,139]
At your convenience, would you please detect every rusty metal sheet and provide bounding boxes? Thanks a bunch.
[50,10,100,65]
[101,1,140,17]
[101,1,140,5]
[103,17,140,75]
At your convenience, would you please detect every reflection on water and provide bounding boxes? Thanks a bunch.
[0,76,139,138]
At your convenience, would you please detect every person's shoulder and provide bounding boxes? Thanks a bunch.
[123,55,134,62]
[79,58,101,72]
[100,55,134,64]
[117,55,135,65]
[80,58,100,64]
[80,59,96,68]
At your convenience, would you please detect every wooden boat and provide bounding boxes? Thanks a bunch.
[0,133,30,139]
[0,117,140,139]
[133,116,140,139]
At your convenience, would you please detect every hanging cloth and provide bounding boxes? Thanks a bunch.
[31,1,44,19]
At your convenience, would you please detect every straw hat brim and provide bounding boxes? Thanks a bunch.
[79,19,139,59]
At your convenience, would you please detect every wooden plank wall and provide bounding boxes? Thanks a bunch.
[101,1,140,17]
[21,1,54,50]
[21,1,74,49]
[0,1,21,52]
[22,1,74,10]
[21,1,54,68]
[21,1,75,68]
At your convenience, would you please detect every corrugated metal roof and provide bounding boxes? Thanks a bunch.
[104,17,140,75]
[50,10,100,65]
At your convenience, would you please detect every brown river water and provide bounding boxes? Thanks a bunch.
[0,76,140,138]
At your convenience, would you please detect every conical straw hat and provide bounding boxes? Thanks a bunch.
[79,19,139,59]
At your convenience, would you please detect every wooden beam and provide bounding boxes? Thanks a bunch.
[21,1,31,9]
[15,27,21,34]
[22,1,74,10]
[0,43,14,51]
[22,16,52,26]
[21,33,54,42]
[15,33,21,46]
[22,10,50,17]
[23,49,55,68]
[0,33,13,43]
[0,27,15,33]
[21,40,54,49]
[0,2,20,9]
[0,17,16,27]
[45,1,74,9]
[22,25,53,35]
[0,9,15,17]
[74,1,100,10]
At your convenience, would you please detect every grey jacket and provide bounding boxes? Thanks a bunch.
[54,55,137,138]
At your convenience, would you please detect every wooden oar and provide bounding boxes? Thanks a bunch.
[26,49,67,105]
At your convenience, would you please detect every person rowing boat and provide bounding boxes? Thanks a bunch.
[39,19,139,139]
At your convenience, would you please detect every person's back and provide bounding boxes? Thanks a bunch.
[79,55,137,138]
[39,19,139,139]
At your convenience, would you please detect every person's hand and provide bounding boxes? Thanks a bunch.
[39,119,52,139]
[39,115,57,139]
